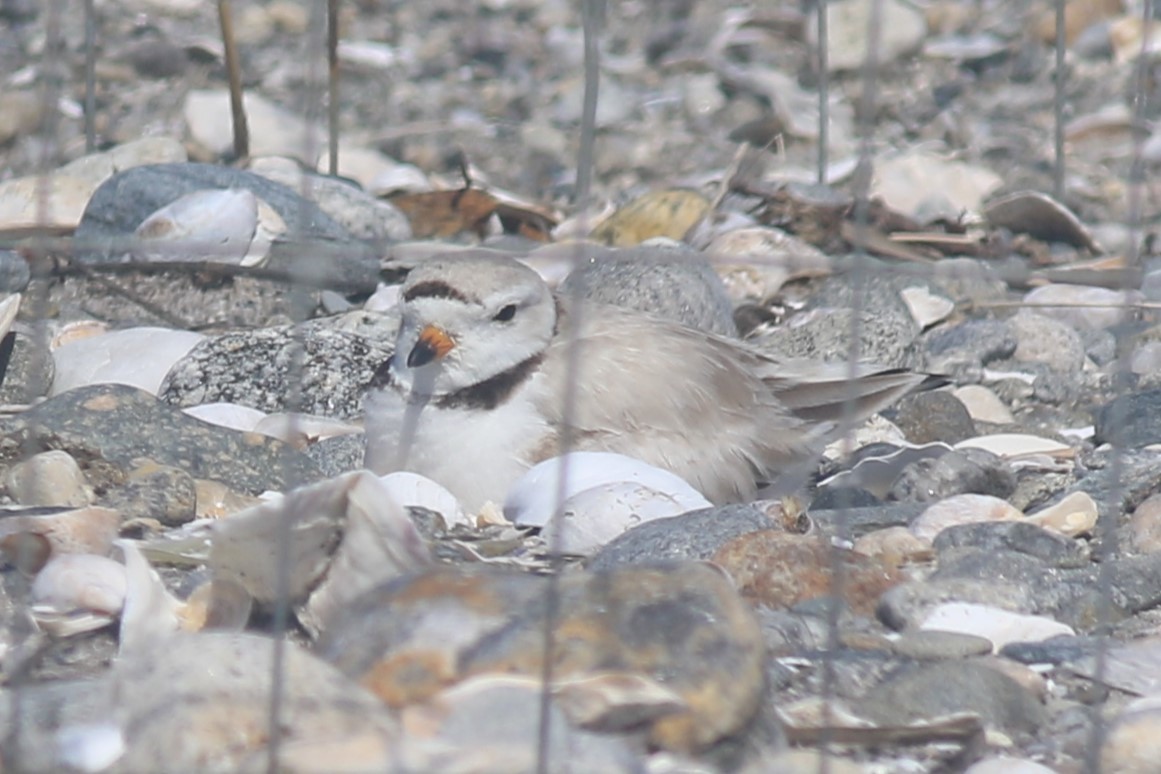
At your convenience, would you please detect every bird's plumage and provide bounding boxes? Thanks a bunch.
[364,253,931,511]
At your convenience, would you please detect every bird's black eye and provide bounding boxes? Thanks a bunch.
[493,304,517,322]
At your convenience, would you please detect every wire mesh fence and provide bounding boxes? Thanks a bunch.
[0,0,1158,771]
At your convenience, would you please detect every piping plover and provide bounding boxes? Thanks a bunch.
[364,252,933,511]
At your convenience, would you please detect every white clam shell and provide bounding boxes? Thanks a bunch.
[51,327,205,397]
[31,554,127,636]
[505,452,711,554]
[134,188,257,263]
[183,402,269,433]
[378,471,471,528]
[543,480,711,556]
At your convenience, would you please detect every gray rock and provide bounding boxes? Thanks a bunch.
[888,391,977,445]
[932,521,1088,569]
[877,577,1040,631]
[889,448,1016,503]
[73,162,379,292]
[854,661,1046,736]
[928,256,1008,304]
[307,432,365,478]
[159,321,392,421]
[808,503,928,537]
[924,319,1017,367]
[0,249,30,292]
[0,331,52,404]
[1009,311,1085,372]
[587,503,774,569]
[754,274,921,368]
[891,630,994,660]
[559,244,737,336]
[251,160,412,244]
[99,460,198,527]
[0,383,321,496]
[1094,389,1161,449]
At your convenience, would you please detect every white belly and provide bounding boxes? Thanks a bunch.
[364,386,550,512]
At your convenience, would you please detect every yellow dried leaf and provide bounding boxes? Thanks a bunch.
[589,189,710,246]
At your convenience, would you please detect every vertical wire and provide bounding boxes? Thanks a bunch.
[818,0,882,769]
[1052,0,1066,199]
[263,4,327,771]
[816,0,829,185]
[4,0,66,768]
[1081,1,1152,770]
[82,0,97,153]
[327,0,341,177]
[534,1,604,771]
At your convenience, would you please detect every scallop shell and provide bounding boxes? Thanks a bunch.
[0,505,120,562]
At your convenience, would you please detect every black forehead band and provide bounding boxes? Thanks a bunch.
[402,280,471,303]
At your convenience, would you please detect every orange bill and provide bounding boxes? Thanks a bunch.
[407,325,455,367]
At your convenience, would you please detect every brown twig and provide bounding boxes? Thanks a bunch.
[218,0,250,160]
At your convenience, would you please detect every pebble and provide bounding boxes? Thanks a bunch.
[852,526,933,565]
[0,383,320,496]
[711,529,902,616]
[1129,493,1161,553]
[559,244,737,336]
[756,274,921,368]
[910,493,1024,542]
[0,249,30,293]
[925,319,1017,370]
[889,390,977,445]
[1024,283,1138,331]
[872,150,1002,223]
[1008,311,1086,372]
[101,458,197,527]
[933,520,1088,568]
[1101,702,1161,774]
[854,660,1046,737]
[814,0,928,72]
[5,449,91,508]
[964,757,1060,774]
[1094,389,1161,448]
[185,89,311,160]
[159,321,392,420]
[111,632,399,772]
[320,562,766,752]
[51,327,205,397]
[890,448,1017,503]
[0,89,41,144]
[587,503,777,569]
[890,629,994,660]
[400,675,639,772]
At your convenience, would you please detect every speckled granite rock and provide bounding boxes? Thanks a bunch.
[0,383,320,496]
[159,320,391,420]
[319,562,766,753]
[559,243,738,336]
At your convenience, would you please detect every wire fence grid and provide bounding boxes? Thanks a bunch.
[0,0,1156,772]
